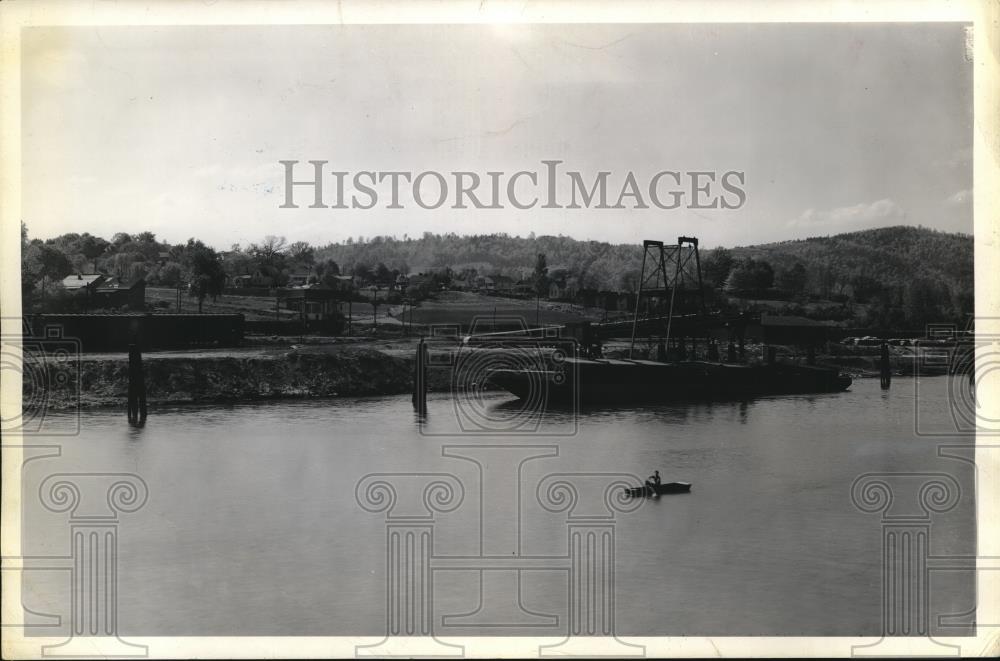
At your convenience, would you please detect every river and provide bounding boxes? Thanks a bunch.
[20,375,975,637]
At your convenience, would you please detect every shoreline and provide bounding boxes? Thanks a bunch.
[28,339,938,412]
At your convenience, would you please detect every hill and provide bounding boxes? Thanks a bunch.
[312,225,973,328]
[728,226,973,304]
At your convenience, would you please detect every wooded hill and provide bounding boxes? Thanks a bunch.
[22,223,973,328]
[312,225,973,327]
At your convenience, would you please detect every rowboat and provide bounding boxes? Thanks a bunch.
[625,482,691,497]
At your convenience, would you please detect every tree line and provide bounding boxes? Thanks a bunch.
[20,224,972,328]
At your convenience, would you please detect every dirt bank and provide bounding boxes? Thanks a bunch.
[33,347,441,410]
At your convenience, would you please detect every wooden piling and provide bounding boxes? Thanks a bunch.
[412,338,428,414]
[880,342,891,389]
[126,343,147,424]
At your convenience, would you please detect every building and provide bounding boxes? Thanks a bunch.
[55,273,145,311]
[278,286,345,321]
[404,273,435,294]
[492,275,515,294]
[513,280,535,297]
[92,277,146,310]
[327,275,356,293]
[61,273,106,292]
[287,273,312,287]
[231,270,275,288]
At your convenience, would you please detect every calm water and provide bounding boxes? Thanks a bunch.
[21,375,975,636]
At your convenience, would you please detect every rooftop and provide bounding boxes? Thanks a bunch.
[61,273,105,290]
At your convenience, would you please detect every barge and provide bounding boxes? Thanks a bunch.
[487,357,852,405]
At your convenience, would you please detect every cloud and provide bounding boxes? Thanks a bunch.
[945,188,972,207]
[788,198,906,234]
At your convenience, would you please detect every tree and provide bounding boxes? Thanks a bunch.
[724,259,756,294]
[250,235,288,266]
[36,244,72,281]
[776,262,807,295]
[352,262,372,284]
[849,274,882,304]
[533,253,549,297]
[77,234,111,271]
[181,240,226,313]
[618,269,639,293]
[904,278,942,328]
[316,258,340,280]
[701,248,734,289]
[156,261,184,287]
[288,241,315,267]
[751,260,774,293]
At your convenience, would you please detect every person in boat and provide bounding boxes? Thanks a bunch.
[645,470,662,491]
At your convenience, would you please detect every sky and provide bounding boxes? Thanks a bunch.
[21,22,973,250]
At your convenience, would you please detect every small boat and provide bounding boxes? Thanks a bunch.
[625,482,691,497]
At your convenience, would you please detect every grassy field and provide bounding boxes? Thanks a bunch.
[146,287,295,320]
[146,287,622,330]
[389,291,618,332]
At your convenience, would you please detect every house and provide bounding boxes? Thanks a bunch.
[394,274,410,291]
[327,275,356,293]
[278,286,343,321]
[406,274,434,293]
[92,278,146,310]
[474,276,495,292]
[492,275,515,294]
[287,273,312,287]
[56,274,144,311]
[231,270,275,288]
[514,280,535,297]
[548,281,564,300]
[61,273,106,292]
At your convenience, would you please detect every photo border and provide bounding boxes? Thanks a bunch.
[2,0,997,657]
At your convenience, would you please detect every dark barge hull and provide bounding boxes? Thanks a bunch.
[487,359,852,405]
